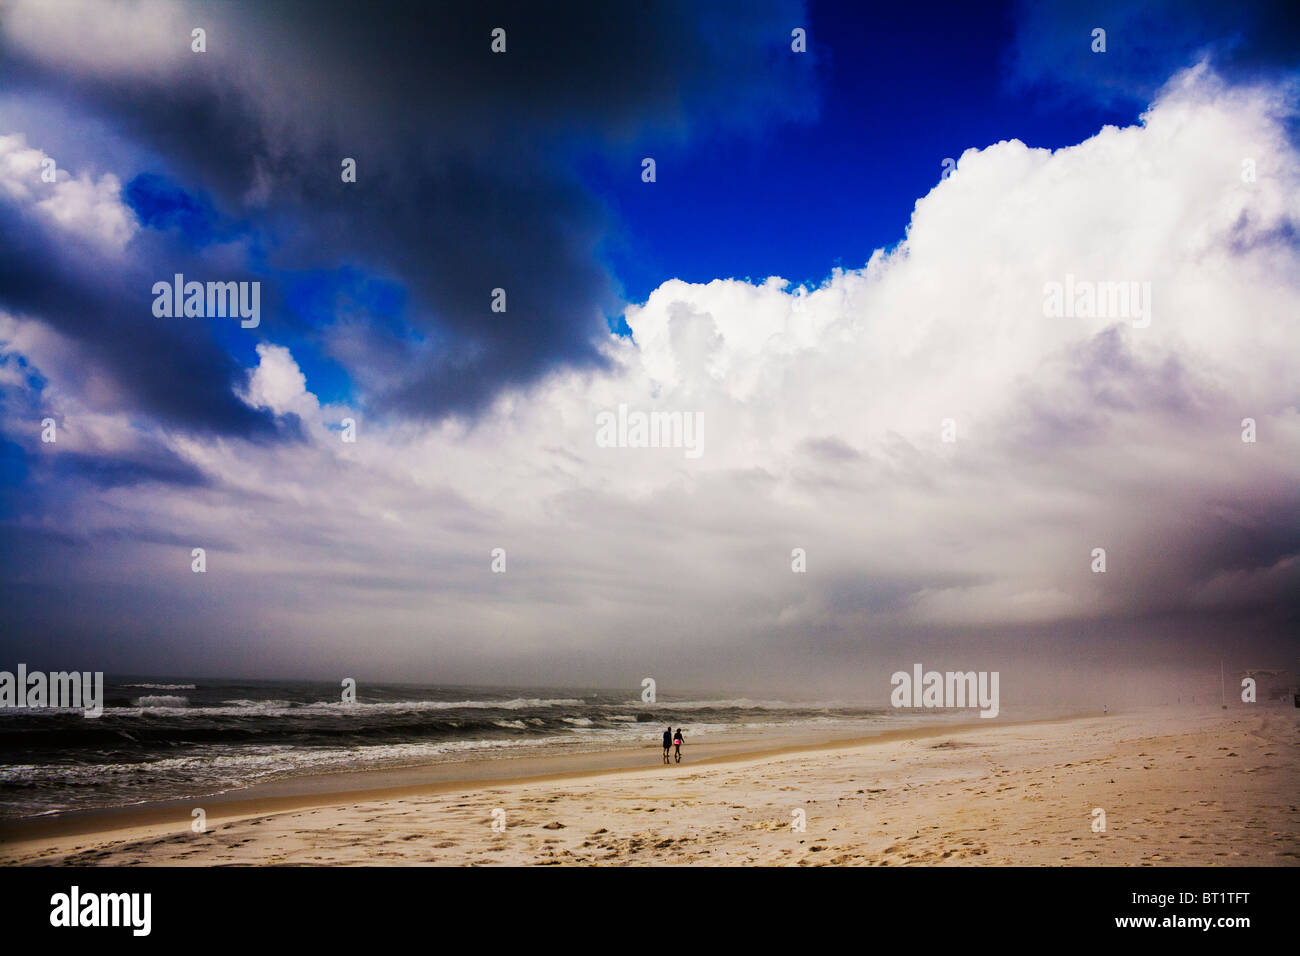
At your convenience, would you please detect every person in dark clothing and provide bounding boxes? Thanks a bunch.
[673,728,684,763]
[662,726,673,764]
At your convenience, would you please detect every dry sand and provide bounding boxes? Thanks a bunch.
[2,707,1295,866]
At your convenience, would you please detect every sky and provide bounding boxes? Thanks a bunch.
[0,0,1297,700]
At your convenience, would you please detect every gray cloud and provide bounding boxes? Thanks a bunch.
[1,0,816,420]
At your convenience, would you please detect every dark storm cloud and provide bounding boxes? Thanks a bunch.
[37,446,211,489]
[0,0,816,419]
[1178,492,1300,581]
[0,198,287,438]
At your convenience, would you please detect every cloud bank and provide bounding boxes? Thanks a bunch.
[2,63,1295,694]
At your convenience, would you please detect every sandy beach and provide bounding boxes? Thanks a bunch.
[2,707,1294,866]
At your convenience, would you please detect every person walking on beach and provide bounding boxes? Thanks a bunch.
[673,728,684,763]
[662,725,673,764]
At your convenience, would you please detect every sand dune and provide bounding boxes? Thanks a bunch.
[3,708,1295,866]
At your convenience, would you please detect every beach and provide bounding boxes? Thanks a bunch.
[2,706,1294,866]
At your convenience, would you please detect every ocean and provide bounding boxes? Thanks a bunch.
[0,677,932,819]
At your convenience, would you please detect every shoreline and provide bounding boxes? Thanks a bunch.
[3,706,1294,866]
[1,711,1089,849]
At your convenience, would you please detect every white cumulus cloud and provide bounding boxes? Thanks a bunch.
[0,132,137,251]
